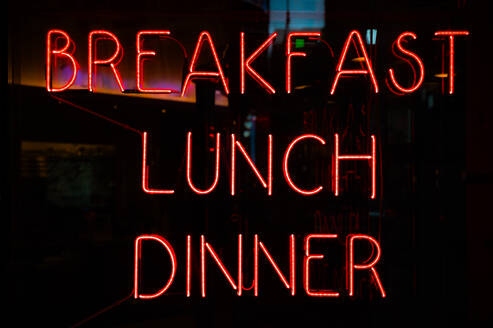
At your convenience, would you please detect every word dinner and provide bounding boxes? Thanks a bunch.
[134,233,386,299]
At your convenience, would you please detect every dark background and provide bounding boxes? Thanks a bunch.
[6,0,492,327]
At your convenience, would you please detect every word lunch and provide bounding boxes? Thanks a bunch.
[142,132,377,198]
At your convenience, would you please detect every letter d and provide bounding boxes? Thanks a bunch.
[134,235,177,299]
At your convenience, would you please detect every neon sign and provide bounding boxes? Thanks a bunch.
[46,29,470,95]
[142,131,377,197]
[134,234,386,299]
[44,27,471,302]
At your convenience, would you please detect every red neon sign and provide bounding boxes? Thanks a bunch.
[200,235,241,297]
[186,131,221,194]
[334,133,377,199]
[136,30,177,94]
[254,234,295,296]
[330,30,379,94]
[43,27,473,306]
[46,29,470,95]
[304,234,340,297]
[347,234,386,298]
[181,31,229,96]
[388,32,425,93]
[88,30,125,92]
[434,31,470,94]
[231,134,273,195]
[134,234,177,299]
[134,233,385,298]
[186,235,191,297]
[141,132,175,194]
[46,29,78,92]
[286,32,321,94]
[241,32,277,94]
[283,134,326,195]
[141,132,377,198]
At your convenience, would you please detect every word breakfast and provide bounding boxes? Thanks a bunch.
[46,29,469,95]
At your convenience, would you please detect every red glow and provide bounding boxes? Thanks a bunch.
[231,134,272,195]
[286,32,321,93]
[238,234,243,296]
[181,31,229,96]
[303,234,340,297]
[268,134,273,195]
[201,235,205,297]
[136,31,176,93]
[291,234,295,295]
[283,134,326,195]
[434,31,470,94]
[240,32,277,94]
[132,233,387,299]
[334,134,376,199]
[330,30,379,94]
[186,235,191,297]
[388,32,425,93]
[201,235,241,297]
[141,132,175,194]
[88,30,125,92]
[186,132,221,194]
[134,234,177,299]
[46,30,78,92]
[254,234,295,296]
[347,234,386,298]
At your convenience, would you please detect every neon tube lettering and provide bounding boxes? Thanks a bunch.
[286,32,321,93]
[231,134,273,195]
[330,30,379,94]
[46,29,78,92]
[88,30,125,92]
[141,132,175,194]
[136,30,176,93]
[283,134,326,195]
[347,234,386,298]
[134,234,177,299]
[200,235,242,297]
[434,31,470,94]
[303,234,340,297]
[186,132,221,194]
[334,133,376,199]
[186,235,191,297]
[240,32,277,94]
[237,234,243,296]
[254,234,295,296]
[182,31,229,96]
[388,32,425,93]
